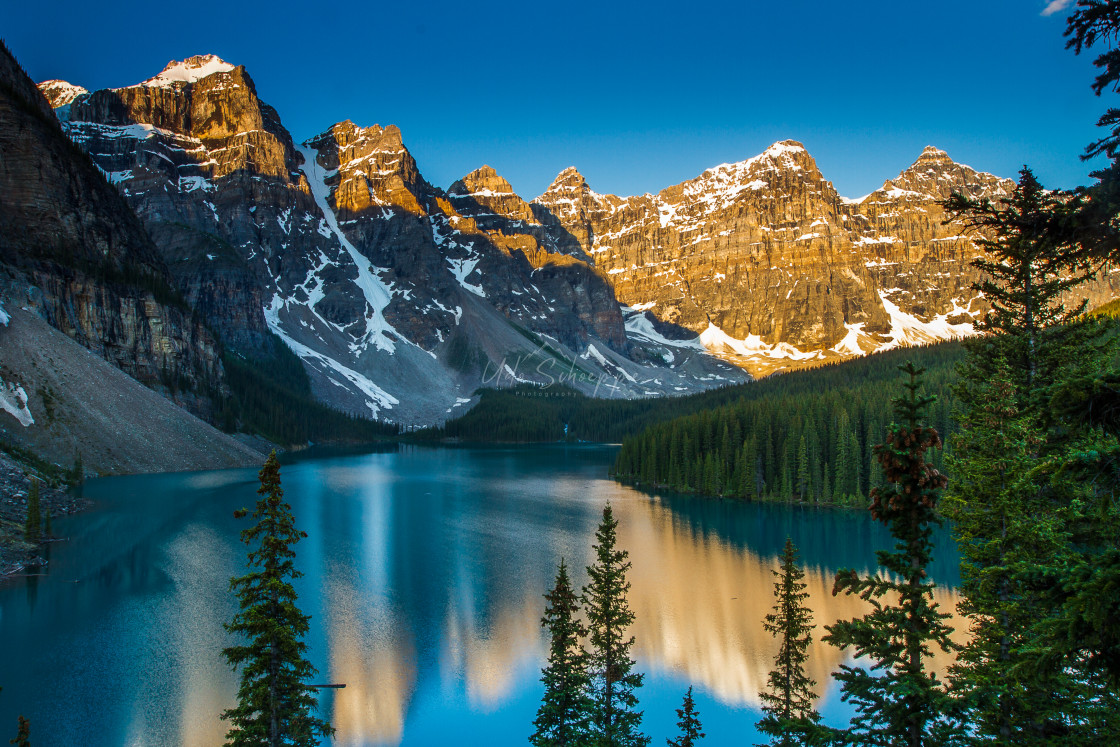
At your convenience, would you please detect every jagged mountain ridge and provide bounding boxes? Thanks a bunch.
[40,57,744,424]
[533,141,1120,374]
[0,41,262,471]
[38,53,1120,413]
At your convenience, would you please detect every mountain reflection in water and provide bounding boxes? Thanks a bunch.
[0,445,961,746]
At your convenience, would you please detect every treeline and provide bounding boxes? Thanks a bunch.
[611,346,960,506]
[430,342,964,446]
[214,334,398,446]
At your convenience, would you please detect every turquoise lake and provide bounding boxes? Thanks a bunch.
[0,445,961,745]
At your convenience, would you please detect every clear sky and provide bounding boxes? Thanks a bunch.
[4,0,1110,200]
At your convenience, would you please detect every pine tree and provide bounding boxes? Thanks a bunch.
[221,452,332,747]
[944,167,1090,411]
[532,558,593,747]
[795,435,810,501]
[756,538,819,747]
[9,716,28,747]
[823,363,960,747]
[583,503,649,747]
[666,686,704,747]
[23,477,40,543]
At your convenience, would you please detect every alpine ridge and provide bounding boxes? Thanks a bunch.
[32,52,1120,421]
[38,56,745,425]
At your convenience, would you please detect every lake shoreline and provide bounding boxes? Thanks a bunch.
[0,450,91,581]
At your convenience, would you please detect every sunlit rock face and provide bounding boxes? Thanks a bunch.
[534,143,1120,376]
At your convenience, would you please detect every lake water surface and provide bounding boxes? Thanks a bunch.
[0,445,960,745]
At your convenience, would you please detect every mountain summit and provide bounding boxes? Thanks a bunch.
[141,54,235,87]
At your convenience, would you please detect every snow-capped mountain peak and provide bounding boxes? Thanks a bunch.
[37,79,87,107]
[141,55,235,88]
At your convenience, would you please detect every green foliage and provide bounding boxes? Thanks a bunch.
[532,558,594,747]
[942,122,1120,741]
[217,336,398,446]
[944,168,1092,411]
[666,686,704,747]
[583,503,649,747]
[756,538,819,747]
[823,363,961,747]
[613,345,960,505]
[221,452,332,747]
[9,716,29,747]
[23,477,39,544]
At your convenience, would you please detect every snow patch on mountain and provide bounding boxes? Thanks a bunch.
[0,380,34,427]
[263,296,398,416]
[447,256,486,297]
[297,143,400,354]
[622,307,705,350]
[877,291,978,350]
[141,55,235,87]
[700,323,821,361]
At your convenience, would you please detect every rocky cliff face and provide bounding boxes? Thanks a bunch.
[42,58,743,424]
[534,141,1120,375]
[0,42,223,406]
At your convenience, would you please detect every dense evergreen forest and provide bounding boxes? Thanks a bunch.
[611,345,961,506]
[429,343,964,447]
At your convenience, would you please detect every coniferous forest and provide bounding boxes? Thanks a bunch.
[610,346,959,506]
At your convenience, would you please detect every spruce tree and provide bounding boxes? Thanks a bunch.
[221,452,332,747]
[23,477,40,544]
[823,363,960,747]
[943,167,1090,411]
[583,502,649,747]
[532,558,593,747]
[666,686,704,747]
[9,716,28,747]
[756,538,819,747]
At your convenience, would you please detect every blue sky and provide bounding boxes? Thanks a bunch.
[4,0,1108,199]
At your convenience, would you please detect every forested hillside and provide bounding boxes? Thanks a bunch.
[611,346,961,505]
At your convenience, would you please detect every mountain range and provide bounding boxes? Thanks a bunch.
[6,50,1120,439]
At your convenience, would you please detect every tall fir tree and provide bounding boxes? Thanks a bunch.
[221,452,333,747]
[9,716,28,747]
[943,167,1090,413]
[942,359,1100,744]
[532,558,594,747]
[23,477,39,543]
[756,538,819,747]
[823,363,960,747]
[943,67,1120,734]
[583,503,649,747]
[666,686,704,747]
